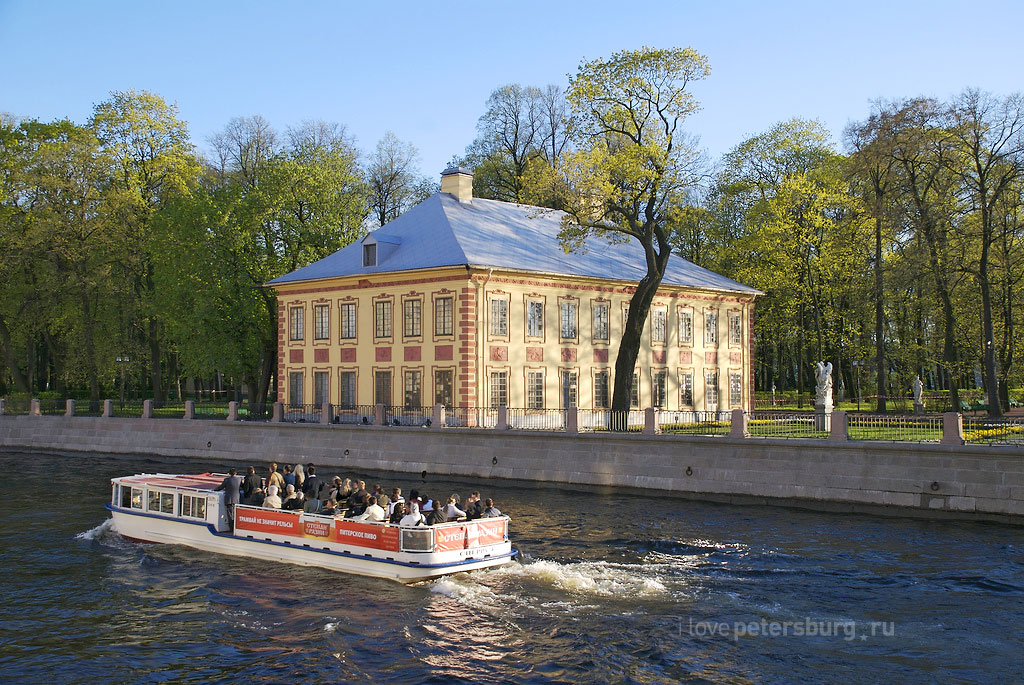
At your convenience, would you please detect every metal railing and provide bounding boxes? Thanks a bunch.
[748,413,827,439]
[193,404,230,420]
[657,410,731,436]
[578,409,646,432]
[507,408,566,431]
[237,403,272,422]
[848,413,943,442]
[283,403,321,423]
[444,406,497,428]
[383,405,431,427]
[964,416,1024,445]
[331,405,377,425]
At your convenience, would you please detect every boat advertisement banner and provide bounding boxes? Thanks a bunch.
[334,520,401,552]
[235,509,300,536]
[434,519,508,552]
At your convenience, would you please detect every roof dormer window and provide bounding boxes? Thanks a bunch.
[363,243,377,267]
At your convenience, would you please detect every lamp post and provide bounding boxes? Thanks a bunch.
[116,356,130,408]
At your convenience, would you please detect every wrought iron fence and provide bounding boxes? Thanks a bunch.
[748,413,826,439]
[150,401,187,419]
[112,401,145,418]
[331,405,377,425]
[507,408,566,431]
[444,406,497,428]
[848,414,943,442]
[237,403,272,422]
[657,410,731,436]
[964,416,1024,445]
[383,405,432,426]
[283,403,322,423]
[578,409,646,432]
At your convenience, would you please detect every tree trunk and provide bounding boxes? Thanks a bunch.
[874,215,886,412]
[611,276,661,412]
[978,206,1002,417]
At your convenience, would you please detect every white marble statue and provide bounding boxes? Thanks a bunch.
[814,361,833,407]
[913,375,923,405]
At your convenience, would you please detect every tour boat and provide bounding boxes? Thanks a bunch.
[106,473,516,582]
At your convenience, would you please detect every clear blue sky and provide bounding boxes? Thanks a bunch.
[2,0,1021,179]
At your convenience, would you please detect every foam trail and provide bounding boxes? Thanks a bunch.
[76,518,115,541]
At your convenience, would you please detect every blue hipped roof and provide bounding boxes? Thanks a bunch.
[268,193,758,295]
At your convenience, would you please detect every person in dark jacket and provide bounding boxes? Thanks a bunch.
[241,466,261,504]
[302,466,323,500]
[464,491,485,520]
[214,468,242,526]
[426,501,447,526]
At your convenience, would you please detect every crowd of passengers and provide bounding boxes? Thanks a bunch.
[237,462,502,525]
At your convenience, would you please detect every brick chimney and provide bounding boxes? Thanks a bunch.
[441,166,473,203]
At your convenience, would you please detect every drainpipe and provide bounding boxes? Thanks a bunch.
[477,267,493,408]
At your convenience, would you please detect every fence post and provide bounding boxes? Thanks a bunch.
[272,402,283,423]
[729,408,749,438]
[829,410,849,441]
[142,399,153,419]
[497,405,509,430]
[227,401,238,422]
[65,399,76,417]
[184,400,195,420]
[432,403,444,428]
[321,401,332,425]
[942,412,965,445]
[643,407,657,435]
[30,398,41,416]
[566,407,578,434]
[102,399,113,418]
[375,403,385,426]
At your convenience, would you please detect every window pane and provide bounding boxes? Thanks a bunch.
[374,371,391,405]
[161,492,174,514]
[560,302,577,339]
[339,372,356,408]
[340,303,356,339]
[630,372,639,408]
[679,310,692,344]
[490,299,508,336]
[290,307,304,341]
[652,371,666,407]
[730,372,743,406]
[435,297,453,336]
[314,304,329,340]
[314,371,329,405]
[680,372,693,406]
[729,312,743,346]
[594,370,609,408]
[560,370,577,408]
[289,372,303,408]
[652,309,666,344]
[404,370,421,409]
[527,301,544,337]
[375,300,392,338]
[706,371,719,408]
[527,371,544,409]
[593,303,609,341]
[489,371,507,408]
[404,299,421,337]
[705,311,718,345]
[363,243,376,266]
[434,370,453,407]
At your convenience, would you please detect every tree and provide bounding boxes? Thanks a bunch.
[946,89,1024,416]
[367,131,424,227]
[553,47,710,413]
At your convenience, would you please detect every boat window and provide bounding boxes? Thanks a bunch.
[180,494,207,520]
[160,492,174,514]
[400,528,434,552]
[131,488,143,509]
[149,490,160,511]
[120,485,132,508]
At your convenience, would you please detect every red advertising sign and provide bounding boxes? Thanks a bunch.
[334,520,400,552]
[434,519,507,552]
[434,524,468,552]
[303,518,332,539]
[235,508,300,536]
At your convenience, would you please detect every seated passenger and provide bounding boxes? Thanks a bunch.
[444,494,466,521]
[389,502,406,524]
[282,483,299,504]
[303,497,323,514]
[421,495,435,512]
[263,485,282,509]
[482,498,502,517]
[399,502,426,527]
[372,484,390,512]
[283,490,305,511]
[426,504,447,526]
[354,496,385,522]
[321,498,338,516]
[387,488,405,518]
[464,492,485,520]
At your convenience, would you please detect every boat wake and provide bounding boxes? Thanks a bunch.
[76,518,116,542]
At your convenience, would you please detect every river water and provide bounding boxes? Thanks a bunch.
[0,449,1020,683]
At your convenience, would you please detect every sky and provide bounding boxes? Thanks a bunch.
[2,0,1022,179]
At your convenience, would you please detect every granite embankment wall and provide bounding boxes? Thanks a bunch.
[2,416,1022,524]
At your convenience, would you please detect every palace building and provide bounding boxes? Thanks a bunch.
[268,168,759,412]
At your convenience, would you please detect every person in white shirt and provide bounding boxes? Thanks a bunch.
[444,494,466,520]
[263,485,282,509]
[354,496,386,522]
[387,488,405,518]
[399,501,426,526]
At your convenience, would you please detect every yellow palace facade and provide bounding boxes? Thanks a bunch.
[269,168,759,412]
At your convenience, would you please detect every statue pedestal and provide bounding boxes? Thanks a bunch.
[814,402,833,432]
[914,402,924,415]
